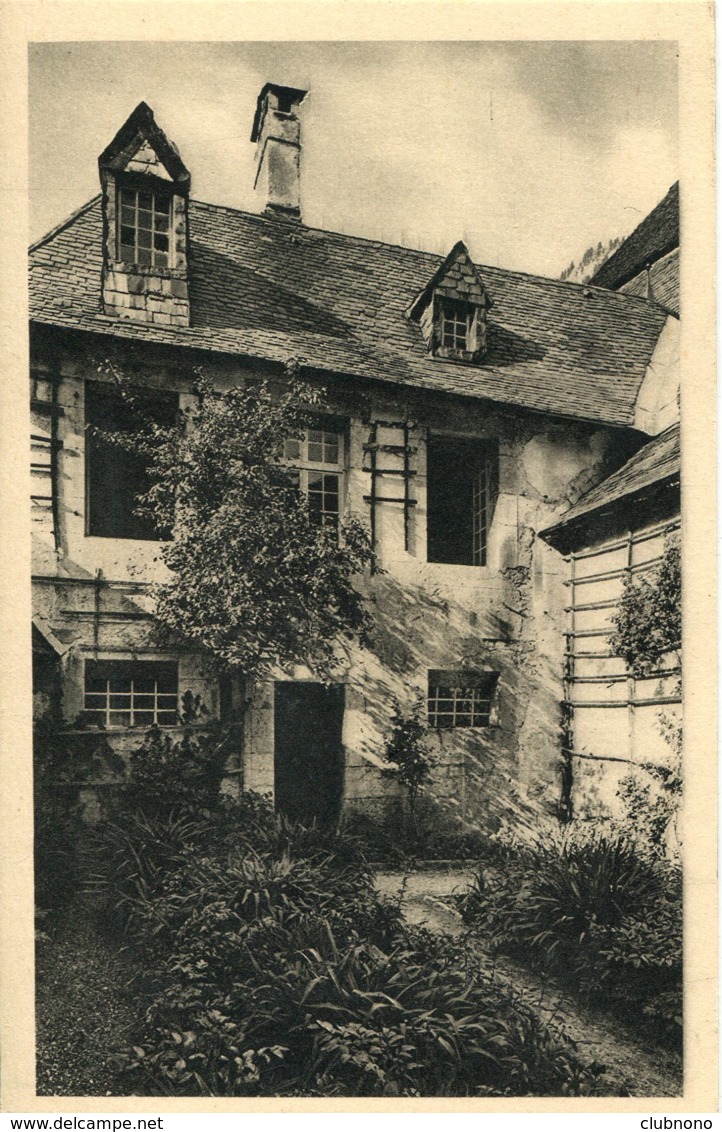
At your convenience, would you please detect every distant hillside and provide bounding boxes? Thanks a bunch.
[560,235,624,284]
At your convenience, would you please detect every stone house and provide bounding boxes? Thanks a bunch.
[29,88,679,831]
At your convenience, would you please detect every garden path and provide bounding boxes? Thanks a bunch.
[375,867,683,1099]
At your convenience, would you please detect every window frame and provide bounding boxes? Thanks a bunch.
[433,296,483,361]
[83,659,179,729]
[283,421,346,530]
[427,669,499,730]
[116,184,174,269]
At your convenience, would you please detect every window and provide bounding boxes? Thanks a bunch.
[428,670,498,729]
[85,380,178,540]
[426,434,498,566]
[118,186,172,267]
[284,424,344,529]
[84,660,178,728]
[440,299,473,351]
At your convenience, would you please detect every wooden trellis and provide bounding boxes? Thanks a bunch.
[363,420,418,559]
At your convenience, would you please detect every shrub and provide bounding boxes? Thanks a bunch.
[459,831,682,1047]
[96,798,606,1096]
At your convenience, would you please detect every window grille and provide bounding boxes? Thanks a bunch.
[427,670,498,729]
[284,425,343,529]
[84,660,178,728]
[118,187,172,268]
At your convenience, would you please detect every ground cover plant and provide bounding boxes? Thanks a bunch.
[458,831,682,1049]
[74,726,609,1099]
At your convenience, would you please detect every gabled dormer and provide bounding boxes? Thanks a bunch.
[98,102,191,326]
[408,241,492,363]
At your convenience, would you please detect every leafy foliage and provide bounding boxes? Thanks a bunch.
[99,364,375,679]
[458,832,682,1047]
[610,537,681,677]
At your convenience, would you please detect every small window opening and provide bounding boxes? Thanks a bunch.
[426,434,498,566]
[84,660,178,728]
[428,669,499,729]
[276,92,294,114]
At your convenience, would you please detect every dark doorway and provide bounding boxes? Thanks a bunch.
[274,682,345,828]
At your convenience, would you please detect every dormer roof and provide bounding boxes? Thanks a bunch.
[98,101,191,189]
[408,240,492,321]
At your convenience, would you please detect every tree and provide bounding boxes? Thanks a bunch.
[380,698,436,836]
[101,364,375,682]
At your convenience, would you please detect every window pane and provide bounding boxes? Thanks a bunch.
[154,233,169,252]
[155,251,168,268]
[155,213,169,232]
[154,196,170,214]
[138,192,153,211]
[284,438,301,460]
[138,247,152,265]
[121,205,136,226]
[307,442,323,463]
[134,710,155,726]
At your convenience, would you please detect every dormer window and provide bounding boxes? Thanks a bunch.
[98,102,191,326]
[407,240,492,365]
[118,187,172,267]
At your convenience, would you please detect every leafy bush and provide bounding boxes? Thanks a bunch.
[610,537,681,677]
[91,795,606,1096]
[459,831,682,1047]
[119,718,230,817]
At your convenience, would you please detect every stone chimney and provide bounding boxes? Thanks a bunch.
[251,83,308,220]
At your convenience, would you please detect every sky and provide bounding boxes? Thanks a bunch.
[29,40,678,278]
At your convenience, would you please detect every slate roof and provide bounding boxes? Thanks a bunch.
[30,196,670,427]
[591,182,679,292]
[540,421,680,541]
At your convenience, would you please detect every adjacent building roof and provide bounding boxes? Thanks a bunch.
[30,196,670,427]
[591,182,679,292]
[540,421,680,546]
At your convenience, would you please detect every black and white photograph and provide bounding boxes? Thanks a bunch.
[3,10,713,1110]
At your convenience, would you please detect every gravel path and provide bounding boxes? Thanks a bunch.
[376,868,683,1099]
[35,907,143,1097]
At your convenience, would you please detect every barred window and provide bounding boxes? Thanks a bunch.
[284,424,344,529]
[118,187,172,268]
[84,660,178,728]
[427,670,498,729]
